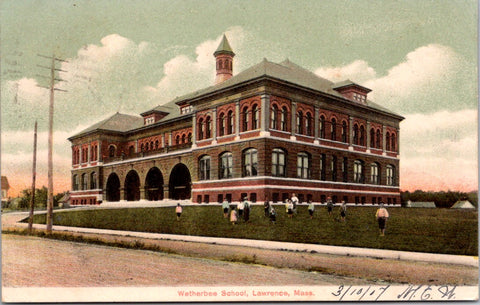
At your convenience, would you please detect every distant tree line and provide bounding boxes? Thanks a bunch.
[401,190,478,208]
[5,186,65,210]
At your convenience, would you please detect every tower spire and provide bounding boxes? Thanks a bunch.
[214,34,235,84]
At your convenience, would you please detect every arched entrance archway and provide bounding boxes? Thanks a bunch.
[125,170,140,201]
[169,163,191,200]
[106,173,120,201]
[145,167,164,201]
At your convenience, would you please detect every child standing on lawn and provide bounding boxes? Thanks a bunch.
[222,198,230,218]
[175,203,183,221]
[269,206,277,224]
[308,200,315,219]
[230,206,238,225]
[340,201,347,222]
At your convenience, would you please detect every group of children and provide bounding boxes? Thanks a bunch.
[224,196,252,224]
[222,193,348,225]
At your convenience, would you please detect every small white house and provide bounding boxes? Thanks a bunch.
[451,200,476,210]
[406,200,436,208]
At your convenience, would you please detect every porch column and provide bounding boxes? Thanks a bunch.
[349,116,354,150]
[191,113,197,148]
[382,125,387,156]
[235,100,240,140]
[163,184,170,200]
[212,108,217,144]
[290,101,297,140]
[366,121,371,151]
[314,106,319,144]
[260,94,270,136]
[119,188,125,201]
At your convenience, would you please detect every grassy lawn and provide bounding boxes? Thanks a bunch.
[28,205,478,256]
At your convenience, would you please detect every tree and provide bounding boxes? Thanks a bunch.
[18,186,62,209]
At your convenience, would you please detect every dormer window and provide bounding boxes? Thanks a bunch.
[145,116,155,125]
[353,93,366,103]
[181,105,192,115]
[333,80,371,104]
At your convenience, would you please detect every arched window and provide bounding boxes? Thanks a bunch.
[386,165,395,186]
[331,118,337,141]
[90,172,97,189]
[140,143,145,152]
[271,148,286,177]
[219,152,233,179]
[128,145,134,156]
[376,129,381,149]
[199,155,211,180]
[281,106,288,131]
[354,160,364,183]
[252,104,259,129]
[271,105,278,129]
[386,133,391,151]
[219,112,225,136]
[297,152,310,179]
[359,125,365,146]
[81,173,88,190]
[331,155,337,181]
[391,134,396,152]
[150,141,154,150]
[73,174,79,191]
[205,116,212,138]
[227,110,234,134]
[155,140,159,150]
[242,106,249,131]
[370,163,380,184]
[181,134,186,144]
[306,112,312,136]
[296,111,303,134]
[370,128,375,148]
[353,124,359,144]
[342,121,347,143]
[243,148,258,177]
[198,118,204,140]
[187,133,192,143]
[175,135,180,145]
[320,115,326,138]
[108,145,116,157]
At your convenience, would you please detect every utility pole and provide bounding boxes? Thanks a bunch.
[37,54,67,233]
[28,121,38,234]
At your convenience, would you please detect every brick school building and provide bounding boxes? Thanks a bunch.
[68,35,403,206]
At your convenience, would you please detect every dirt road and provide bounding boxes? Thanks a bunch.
[2,234,378,287]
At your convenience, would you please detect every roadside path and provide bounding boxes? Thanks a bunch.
[2,212,477,286]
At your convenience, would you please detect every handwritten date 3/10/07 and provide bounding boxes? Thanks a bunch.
[331,285,456,301]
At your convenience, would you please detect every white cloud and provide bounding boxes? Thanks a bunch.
[399,109,477,191]
[315,44,466,113]
[144,26,248,103]
[365,44,459,102]
[315,60,376,83]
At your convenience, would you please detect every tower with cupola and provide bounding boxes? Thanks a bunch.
[214,35,235,84]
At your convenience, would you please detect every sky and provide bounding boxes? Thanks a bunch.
[1,0,478,197]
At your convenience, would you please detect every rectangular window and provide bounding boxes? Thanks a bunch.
[272,193,280,203]
[331,156,337,181]
[204,195,210,204]
[320,154,326,180]
[217,194,223,203]
[250,193,257,203]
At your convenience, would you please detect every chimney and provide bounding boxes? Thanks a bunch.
[214,34,235,84]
